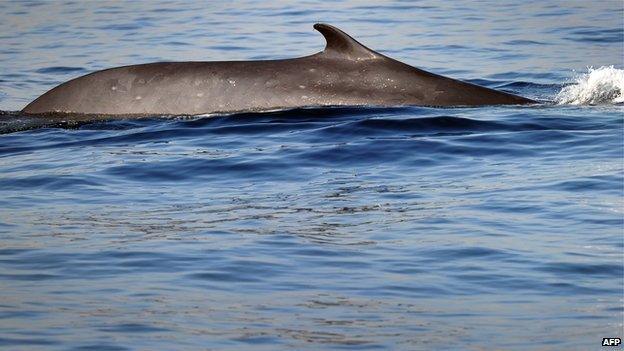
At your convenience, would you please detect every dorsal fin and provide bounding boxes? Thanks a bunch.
[313,23,380,60]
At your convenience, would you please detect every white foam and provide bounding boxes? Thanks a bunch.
[556,66,624,105]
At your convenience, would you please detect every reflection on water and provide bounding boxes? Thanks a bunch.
[0,1,622,350]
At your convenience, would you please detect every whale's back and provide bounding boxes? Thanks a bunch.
[22,23,534,117]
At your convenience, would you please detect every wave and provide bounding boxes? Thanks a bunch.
[556,66,624,105]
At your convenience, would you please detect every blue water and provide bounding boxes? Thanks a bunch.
[1,1,623,350]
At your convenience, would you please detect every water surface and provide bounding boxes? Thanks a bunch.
[0,1,622,350]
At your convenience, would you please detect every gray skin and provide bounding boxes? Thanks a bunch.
[22,23,534,119]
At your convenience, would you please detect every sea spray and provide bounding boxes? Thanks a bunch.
[556,66,624,105]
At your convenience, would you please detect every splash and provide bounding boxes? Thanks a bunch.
[556,66,624,105]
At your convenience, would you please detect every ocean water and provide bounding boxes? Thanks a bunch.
[0,1,623,350]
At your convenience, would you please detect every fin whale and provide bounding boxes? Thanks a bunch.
[22,23,534,118]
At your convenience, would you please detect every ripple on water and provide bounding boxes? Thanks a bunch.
[0,1,622,350]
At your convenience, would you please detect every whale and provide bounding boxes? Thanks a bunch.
[22,23,534,118]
